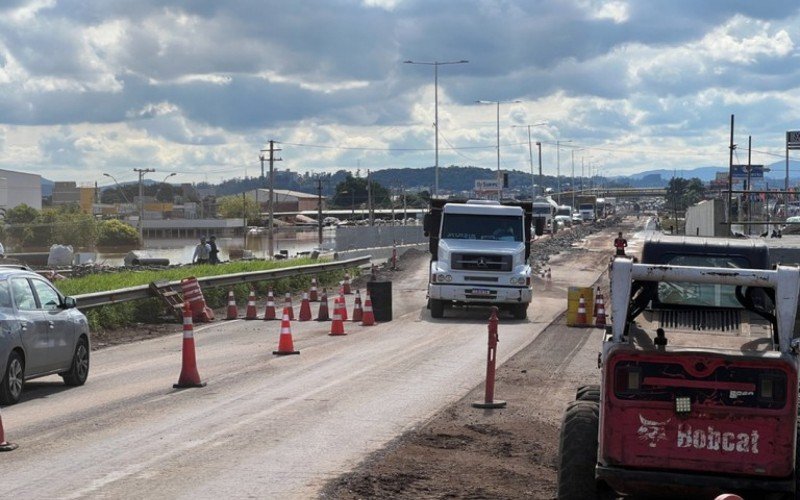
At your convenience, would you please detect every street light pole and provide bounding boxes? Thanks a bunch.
[404,59,468,197]
[513,123,548,200]
[571,149,582,210]
[537,142,543,197]
[102,173,131,204]
[555,139,572,204]
[476,99,521,199]
[133,168,155,244]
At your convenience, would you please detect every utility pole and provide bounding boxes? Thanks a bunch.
[747,135,752,235]
[261,140,281,258]
[133,167,155,244]
[536,141,543,197]
[727,115,735,227]
[367,169,374,226]
[403,187,408,224]
[317,177,323,247]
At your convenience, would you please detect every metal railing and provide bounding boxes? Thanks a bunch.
[73,256,371,310]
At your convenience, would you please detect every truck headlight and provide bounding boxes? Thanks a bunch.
[444,274,452,282]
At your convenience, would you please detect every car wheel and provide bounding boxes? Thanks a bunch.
[430,299,444,319]
[0,351,24,405]
[61,336,90,386]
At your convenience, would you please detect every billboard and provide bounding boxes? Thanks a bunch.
[731,165,764,179]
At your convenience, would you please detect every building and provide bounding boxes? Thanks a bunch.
[247,189,322,213]
[52,181,98,213]
[0,169,42,211]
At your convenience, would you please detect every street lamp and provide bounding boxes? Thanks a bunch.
[102,173,131,204]
[570,149,583,210]
[513,122,548,200]
[555,139,572,203]
[153,172,177,202]
[476,99,522,199]
[133,168,155,243]
[404,59,469,197]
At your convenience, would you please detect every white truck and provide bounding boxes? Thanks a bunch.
[531,197,554,236]
[423,199,533,319]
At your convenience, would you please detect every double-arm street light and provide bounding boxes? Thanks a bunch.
[133,168,155,243]
[153,172,177,202]
[476,99,522,199]
[513,122,548,200]
[102,172,131,204]
[403,59,468,197]
[555,139,572,203]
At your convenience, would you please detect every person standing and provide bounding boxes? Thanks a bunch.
[208,235,220,264]
[613,232,628,256]
[192,236,211,264]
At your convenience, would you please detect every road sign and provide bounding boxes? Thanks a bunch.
[475,179,501,192]
[732,165,764,178]
[788,131,800,149]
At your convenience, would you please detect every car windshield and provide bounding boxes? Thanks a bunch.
[656,255,751,308]
[441,214,523,242]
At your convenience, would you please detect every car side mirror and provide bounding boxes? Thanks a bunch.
[63,296,77,309]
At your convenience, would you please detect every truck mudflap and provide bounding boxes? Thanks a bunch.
[600,351,798,479]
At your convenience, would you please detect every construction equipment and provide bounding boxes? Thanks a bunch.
[557,257,800,499]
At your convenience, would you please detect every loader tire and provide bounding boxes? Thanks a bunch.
[557,400,600,500]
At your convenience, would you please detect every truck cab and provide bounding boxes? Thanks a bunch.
[424,199,532,319]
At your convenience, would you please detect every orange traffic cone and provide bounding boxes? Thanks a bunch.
[284,293,295,321]
[174,302,206,388]
[329,303,346,336]
[338,291,348,321]
[298,292,312,321]
[225,290,238,320]
[0,410,18,451]
[593,286,601,317]
[361,291,376,326]
[343,272,352,294]
[263,288,277,321]
[595,292,607,328]
[245,290,258,320]
[273,307,300,355]
[316,289,330,321]
[352,290,363,322]
[576,295,588,326]
[309,277,319,302]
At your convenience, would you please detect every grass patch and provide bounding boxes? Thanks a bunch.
[54,258,361,332]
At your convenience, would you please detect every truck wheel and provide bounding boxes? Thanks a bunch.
[576,384,600,402]
[511,303,528,320]
[429,299,444,319]
[557,400,600,500]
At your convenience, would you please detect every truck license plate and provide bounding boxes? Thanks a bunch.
[471,289,491,296]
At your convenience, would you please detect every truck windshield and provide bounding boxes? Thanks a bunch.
[656,254,750,308]
[532,207,550,215]
[556,208,571,216]
[441,214,523,242]
[579,204,593,210]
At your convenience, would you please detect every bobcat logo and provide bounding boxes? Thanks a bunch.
[638,415,670,448]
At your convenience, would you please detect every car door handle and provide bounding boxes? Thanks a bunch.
[48,321,54,329]
[20,321,28,331]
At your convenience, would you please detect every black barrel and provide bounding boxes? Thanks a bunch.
[130,258,170,266]
[367,281,392,322]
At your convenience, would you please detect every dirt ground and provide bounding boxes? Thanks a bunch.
[319,224,628,500]
[90,222,628,500]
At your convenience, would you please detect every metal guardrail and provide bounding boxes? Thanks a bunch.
[73,256,371,310]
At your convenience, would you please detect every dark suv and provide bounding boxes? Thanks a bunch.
[0,266,90,404]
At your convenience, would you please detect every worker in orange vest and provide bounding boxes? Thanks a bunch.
[613,232,628,256]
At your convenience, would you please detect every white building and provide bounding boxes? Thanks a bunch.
[0,169,42,211]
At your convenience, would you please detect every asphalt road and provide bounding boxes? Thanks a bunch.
[2,230,622,499]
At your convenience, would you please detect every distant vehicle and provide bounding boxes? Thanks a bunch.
[572,213,583,224]
[577,195,597,222]
[0,266,90,404]
[531,198,554,236]
[554,215,572,228]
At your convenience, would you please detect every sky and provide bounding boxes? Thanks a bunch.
[1,0,799,188]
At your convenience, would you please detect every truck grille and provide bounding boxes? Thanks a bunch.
[658,309,741,332]
[451,253,512,272]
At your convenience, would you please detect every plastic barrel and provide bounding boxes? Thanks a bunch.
[367,281,392,322]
